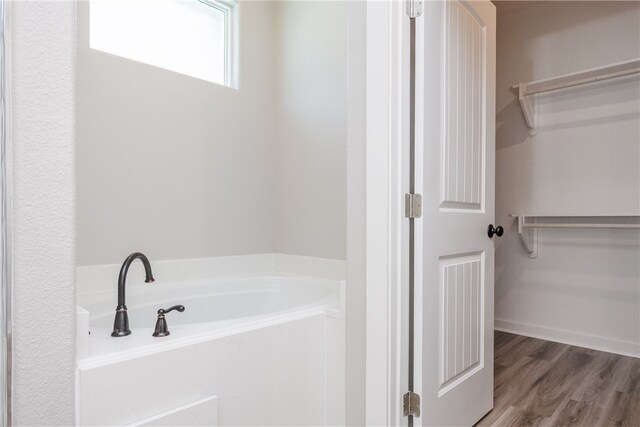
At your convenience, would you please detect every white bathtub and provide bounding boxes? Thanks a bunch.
[76,273,345,426]
[78,275,342,359]
[86,276,337,328]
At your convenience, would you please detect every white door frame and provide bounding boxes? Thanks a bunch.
[365,1,410,425]
[365,1,497,425]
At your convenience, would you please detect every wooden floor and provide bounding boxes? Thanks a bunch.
[476,332,640,427]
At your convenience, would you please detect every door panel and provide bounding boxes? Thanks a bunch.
[439,253,483,391]
[417,1,496,425]
[442,1,485,210]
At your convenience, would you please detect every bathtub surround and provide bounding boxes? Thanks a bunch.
[76,271,345,425]
[76,253,346,363]
[495,1,640,356]
[11,1,77,425]
[76,254,346,423]
[76,253,346,424]
[77,275,343,361]
[78,312,341,426]
[76,253,346,296]
[76,1,347,266]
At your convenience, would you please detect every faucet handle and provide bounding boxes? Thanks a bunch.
[153,305,185,337]
[158,305,185,315]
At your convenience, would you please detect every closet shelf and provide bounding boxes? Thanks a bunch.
[512,58,640,136]
[509,214,640,258]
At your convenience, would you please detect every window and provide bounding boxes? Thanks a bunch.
[90,0,236,87]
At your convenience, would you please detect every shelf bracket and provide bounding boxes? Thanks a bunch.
[517,84,538,136]
[516,216,538,258]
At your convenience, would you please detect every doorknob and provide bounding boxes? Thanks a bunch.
[487,224,504,238]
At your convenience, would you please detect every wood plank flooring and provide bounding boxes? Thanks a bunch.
[476,332,640,427]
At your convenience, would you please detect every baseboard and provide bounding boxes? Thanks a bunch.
[495,318,640,358]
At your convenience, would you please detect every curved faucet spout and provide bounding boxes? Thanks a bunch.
[112,252,155,337]
[117,252,155,307]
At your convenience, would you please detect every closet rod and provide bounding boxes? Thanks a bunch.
[520,67,640,96]
[521,223,640,230]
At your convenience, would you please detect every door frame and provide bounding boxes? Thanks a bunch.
[365,1,497,425]
[0,1,12,425]
[365,1,410,425]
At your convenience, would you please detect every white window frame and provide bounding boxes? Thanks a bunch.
[199,0,237,88]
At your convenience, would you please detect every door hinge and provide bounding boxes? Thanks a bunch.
[403,391,421,418]
[405,193,422,219]
[406,0,423,18]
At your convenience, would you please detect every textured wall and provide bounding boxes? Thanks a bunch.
[11,1,76,424]
[495,1,640,356]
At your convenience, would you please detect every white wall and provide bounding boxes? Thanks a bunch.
[345,2,366,425]
[76,2,277,266]
[274,2,347,260]
[10,1,76,424]
[77,1,348,267]
[495,1,640,356]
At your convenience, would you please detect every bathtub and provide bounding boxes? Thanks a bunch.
[76,273,345,426]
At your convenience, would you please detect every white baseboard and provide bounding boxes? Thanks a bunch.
[495,318,640,358]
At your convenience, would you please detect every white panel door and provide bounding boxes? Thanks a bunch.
[417,1,496,425]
